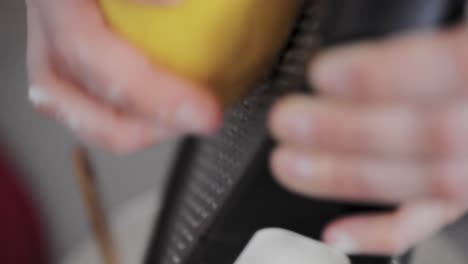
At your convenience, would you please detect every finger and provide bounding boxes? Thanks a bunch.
[271,148,432,203]
[28,0,190,153]
[32,0,103,37]
[65,24,222,135]
[29,75,169,155]
[322,200,464,255]
[269,95,468,159]
[270,95,425,158]
[309,27,468,103]
[272,147,468,204]
[27,2,163,154]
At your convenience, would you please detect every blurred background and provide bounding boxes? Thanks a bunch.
[1,1,468,264]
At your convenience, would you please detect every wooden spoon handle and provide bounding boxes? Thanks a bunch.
[73,145,120,264]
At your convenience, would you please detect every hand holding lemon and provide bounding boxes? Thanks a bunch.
[99,0,300,106]
[26,0,300,154]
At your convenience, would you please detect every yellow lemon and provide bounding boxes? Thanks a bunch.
[99,0,300,106]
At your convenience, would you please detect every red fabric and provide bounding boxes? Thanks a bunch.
[0,148,48,264]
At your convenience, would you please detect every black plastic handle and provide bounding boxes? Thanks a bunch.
[319,0,465,45]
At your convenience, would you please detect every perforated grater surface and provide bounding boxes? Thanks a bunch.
[144,1,465,264]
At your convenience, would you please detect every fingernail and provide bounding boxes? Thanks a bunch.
[326,230,358,254]
[310,46,366,95]
[173,102,211,134]
[28,85,50,106]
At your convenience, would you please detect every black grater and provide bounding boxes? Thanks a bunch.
[144,1,466,264]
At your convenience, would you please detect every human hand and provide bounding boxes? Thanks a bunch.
[26,0,221,154]
[269,26,468,255]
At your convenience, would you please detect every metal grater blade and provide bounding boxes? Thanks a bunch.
[144,2,329,264]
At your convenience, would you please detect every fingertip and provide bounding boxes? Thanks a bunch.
[269,95,297,134]
[268,97,295,138]
[322,211,412,256]
[322,216,376,256]
[269,95,316,143]
[170,88,223,136]
[268,103,282,140]
[269,147,316,196]
[270,147,302,183]
[308,49,351,95]
[322,227,360,255]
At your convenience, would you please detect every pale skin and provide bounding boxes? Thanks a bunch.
[270,27,468,255]
[26,0,221,154]
[26,0,468,257]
